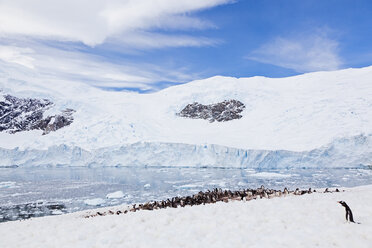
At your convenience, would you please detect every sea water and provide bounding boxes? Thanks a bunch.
[1,166,371,222]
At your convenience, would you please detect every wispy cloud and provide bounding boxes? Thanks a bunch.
[110,32,220,50]
[0,45,35,69]
[0,0,231,47]
[0,0,233,91]
[247,31,342,72]
[0,43,199,91]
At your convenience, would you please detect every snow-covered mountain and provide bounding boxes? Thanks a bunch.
[1,66,372,168]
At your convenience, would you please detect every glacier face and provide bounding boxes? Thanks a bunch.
[1,134,371,168]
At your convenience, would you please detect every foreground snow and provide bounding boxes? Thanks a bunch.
[1,185,371,248]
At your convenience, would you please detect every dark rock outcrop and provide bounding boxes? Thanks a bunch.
[0,94,74,134]
[177,99,245,122]
[40,108,75,135]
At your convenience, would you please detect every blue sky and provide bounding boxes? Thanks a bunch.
[0,0,371,92]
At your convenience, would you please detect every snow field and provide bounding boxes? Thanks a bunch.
[1,185,371,248]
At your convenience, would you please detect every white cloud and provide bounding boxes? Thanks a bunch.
[0,45,35,69]
[0,0,231,47]
[111,32,220,49]
[247,32,342,72]
[0,0,233,91]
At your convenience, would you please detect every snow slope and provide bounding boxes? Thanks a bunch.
[1,185,371,248]
[1,66,372,167]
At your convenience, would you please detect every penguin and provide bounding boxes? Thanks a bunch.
[275,190,282,197]
[283,187,289,196]
[338,201,359,223]
[294,188,300,195]
[247,191,253,198]
[262,190,268,198]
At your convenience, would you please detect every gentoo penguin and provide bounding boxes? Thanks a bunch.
[283,187,289,196]
[262,190,268,199]
[338,201,358,223]
[294,188,300,195]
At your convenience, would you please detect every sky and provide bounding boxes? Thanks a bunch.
[0,0,372,92]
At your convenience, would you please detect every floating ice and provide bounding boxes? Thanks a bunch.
[106,191,124,199]
[84,198,105,206]
[250,172,292,178]
[0,181,18,189]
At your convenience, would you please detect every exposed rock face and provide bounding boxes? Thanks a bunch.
[0,94,74,134]
[177,99,245,122]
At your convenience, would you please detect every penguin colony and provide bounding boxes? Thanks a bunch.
[85,186,341,218]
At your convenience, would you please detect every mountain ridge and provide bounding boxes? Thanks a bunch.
[1,66,372,158]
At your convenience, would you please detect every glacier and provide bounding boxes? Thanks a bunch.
[1,134,371,168]
[1,65,372,168]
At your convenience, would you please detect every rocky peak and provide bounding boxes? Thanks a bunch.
[0,94,74,134]
[177,99,245,122]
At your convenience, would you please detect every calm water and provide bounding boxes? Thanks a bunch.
[1,166,372,222]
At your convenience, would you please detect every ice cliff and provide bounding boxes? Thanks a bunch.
[0,134,371,168]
